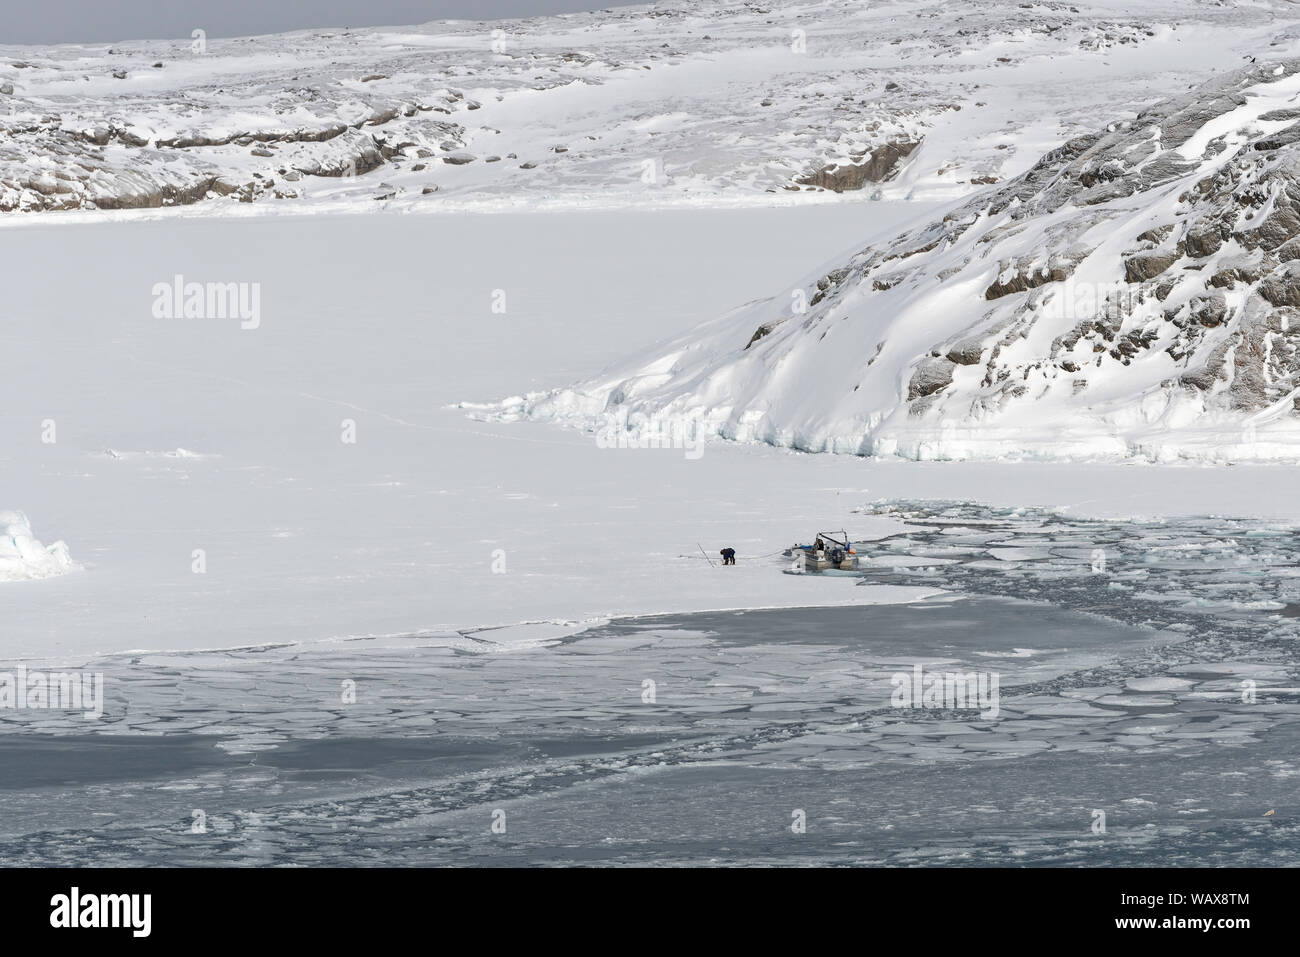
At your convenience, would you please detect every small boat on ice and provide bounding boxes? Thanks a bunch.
[782,530,859,572]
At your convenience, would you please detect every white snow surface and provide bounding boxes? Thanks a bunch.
[2,204,940,660]
[9,203,1300,662]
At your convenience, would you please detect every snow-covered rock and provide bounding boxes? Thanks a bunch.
[2,0,1296,215]
[496,59,1300,462]
[0,511,75,581]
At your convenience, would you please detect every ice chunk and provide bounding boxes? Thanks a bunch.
[0,511,76,582]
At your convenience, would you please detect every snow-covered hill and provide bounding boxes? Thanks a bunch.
[3,0,1298,215]
[488,58,1300,461]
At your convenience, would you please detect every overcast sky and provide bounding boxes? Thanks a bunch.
[0,1,646,46]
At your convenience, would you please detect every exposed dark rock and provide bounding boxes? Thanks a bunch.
[1278,237,1300,262]
[1124,250,1179,283]
[1259,263,1300,306]
[1187,292,1230,327]
[986,253,1083,299]
[795,138,922,192]
[1209,255,1266,288]
[1235,195,1300,250]
[809,266,854,307]
[1182,221,1226,257]
[1180,342,1232,391]
[91,175,238,210]
[745,320,785,350]
[1259,108,1300,122]
[1254,122,1300,152]
[946,338,986,365]
[1137,224,1175,244]
[907,356,956,399]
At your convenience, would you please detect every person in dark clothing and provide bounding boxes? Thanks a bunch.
[719,547,736,565]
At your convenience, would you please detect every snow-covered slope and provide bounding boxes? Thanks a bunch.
[489,59,1300,462]
[3,0,1298,215]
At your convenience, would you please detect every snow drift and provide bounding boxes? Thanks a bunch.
[491,59,1300,462]
[0,511,75,581]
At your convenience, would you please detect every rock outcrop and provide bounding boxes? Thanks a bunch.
[496,59,1300,461]
[795,138,921,192]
